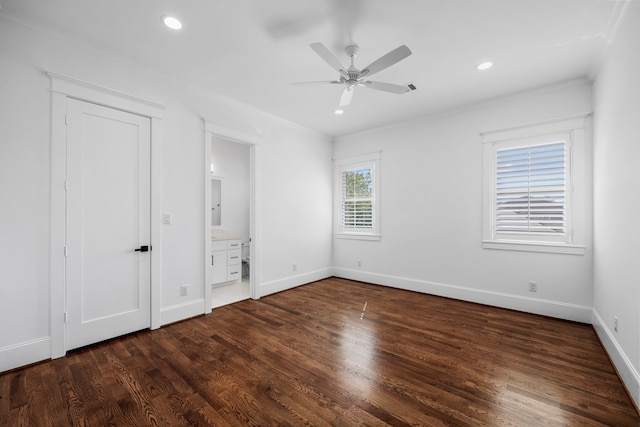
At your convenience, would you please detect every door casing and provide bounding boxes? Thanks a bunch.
[49,72,163,358]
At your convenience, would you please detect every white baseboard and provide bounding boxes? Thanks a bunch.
[333,268,592,323]
[160,298,205,325]
[0,337,51,372]
[592,309,640,408]
[258,268,334,298]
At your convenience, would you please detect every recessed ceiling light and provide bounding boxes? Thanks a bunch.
[477,61,493,71]
[162,15,182,30]
[334,109,344,115]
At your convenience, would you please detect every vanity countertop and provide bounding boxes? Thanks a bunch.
[211,229,242,241]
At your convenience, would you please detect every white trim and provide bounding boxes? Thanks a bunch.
[50,91,67,359]
[482,240,585,255]
[335,233,381,241]
[203,125,213,314]
[47,71,164,118]
[160,300,205,326]
[480,112,591,141]
[592,309,640,408]
[333,151,382,164]
[150,118,163,330]
[250,143,262,300]
[49,73,163,358]
[258,268,334,298]
[0,337,51,373]
[333,268,593,323]
[204,122,263,146]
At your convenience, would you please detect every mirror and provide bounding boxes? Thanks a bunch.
[211,176,222,227]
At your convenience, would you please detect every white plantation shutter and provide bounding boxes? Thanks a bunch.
[335,153,381,239]
[495,140,566,236]
[341,166,373,230]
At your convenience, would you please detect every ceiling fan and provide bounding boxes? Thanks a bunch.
[293,42,416,108]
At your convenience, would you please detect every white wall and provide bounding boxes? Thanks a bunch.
[334,81,594,322]
[0,39,51,361]
[0,16,333,371]
[258,125,334,295]
[592,1,640,407]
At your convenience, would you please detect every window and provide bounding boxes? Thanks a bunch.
[495,136,568,240]
[335,153,380,240]
[482,115,588,254]
[342,166,373,229]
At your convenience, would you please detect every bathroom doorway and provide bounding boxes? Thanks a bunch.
[203,124,260,312]
[210,137,251,307]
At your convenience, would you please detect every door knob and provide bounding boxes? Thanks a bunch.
[135,245,150,252]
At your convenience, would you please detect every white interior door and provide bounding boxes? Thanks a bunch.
[65,98,151,350]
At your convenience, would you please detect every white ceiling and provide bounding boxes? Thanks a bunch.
[0,0,622,136]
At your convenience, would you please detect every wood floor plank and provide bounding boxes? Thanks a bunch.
[1,277,638,426]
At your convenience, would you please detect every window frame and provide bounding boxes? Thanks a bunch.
[481,115,588,255]
[334,153,381,241]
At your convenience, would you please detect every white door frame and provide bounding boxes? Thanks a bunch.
[203,122,262,313]
[49,72,164,358]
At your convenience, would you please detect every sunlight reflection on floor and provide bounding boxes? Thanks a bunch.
[338,300,378,398]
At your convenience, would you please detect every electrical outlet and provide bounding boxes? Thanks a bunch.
[293,263,297,272]
[163,213,172,224]
[180,285,188,296]
[614,316,618,333]
[528,281,537,292]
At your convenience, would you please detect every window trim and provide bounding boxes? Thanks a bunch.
[481,114,589,255]
[334,152,381,241]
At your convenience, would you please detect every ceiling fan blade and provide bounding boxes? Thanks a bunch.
[310,43,349,79]
[292,80,342,86]
[339,87,354,106]
[361,45,412,78]
[362,81,411,94]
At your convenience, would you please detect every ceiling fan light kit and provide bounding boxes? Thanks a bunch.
[161,15,182,30]
[294,42,416,111]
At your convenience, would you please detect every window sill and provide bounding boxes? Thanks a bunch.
[335,233,381,241]
[482,240,585,255]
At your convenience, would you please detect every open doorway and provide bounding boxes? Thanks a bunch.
[203,123,260,312]
[209,137,251,307]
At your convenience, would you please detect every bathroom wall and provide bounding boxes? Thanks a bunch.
[211,137,250,242]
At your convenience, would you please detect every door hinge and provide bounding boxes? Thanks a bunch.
[64,180,68,191]
[64,312,67,323]
[64,246,68,257]
[65,114,68,126]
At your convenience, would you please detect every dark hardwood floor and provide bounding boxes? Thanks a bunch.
[1,277,638,426]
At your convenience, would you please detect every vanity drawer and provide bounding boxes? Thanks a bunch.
[227,264,241,281]
[227,249,241,265]
[227,240,242,250]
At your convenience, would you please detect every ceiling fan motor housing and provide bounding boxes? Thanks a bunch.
[295,42,413,107]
